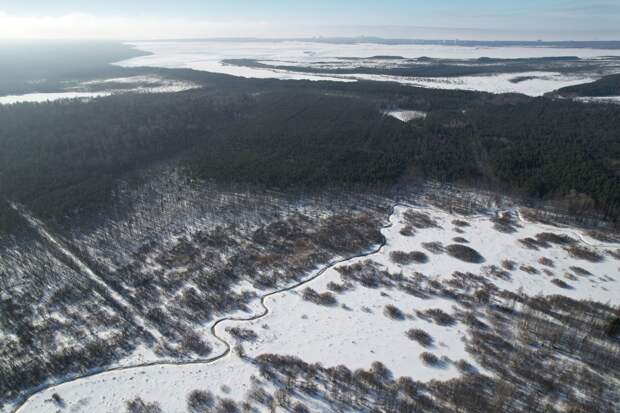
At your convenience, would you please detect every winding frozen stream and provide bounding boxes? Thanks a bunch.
[9,201,619,412]
[9,204,405,413]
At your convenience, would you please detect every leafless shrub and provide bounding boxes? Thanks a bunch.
[370,361,393,380]
[384,304,405,320]
[187,390,215,413]
[519,265,539,274]
[501,260,517,271]
[390,250,429,265]
[404,211,440,229]
[400,225,415,236]
[51,393,64,407]
[126,398,163,413]
[446,244,484,263]
[420,352,441,366]
[215,398,239,413]
[456,359,476,374]
[336,260,396,288]
[564,245,604,263]
[518,237,548,250]
[564,272,577,281]
[536,232,577,245]
[406,328,434,347]
[422,242,445,255]
[422,308,456,326]
[538,257,554,268]
[326,281,350,293]
[492,213,519,234]
[464,313,489,330]
[452,219,470,228]
[482,265,511,280]
[180,332,211,356]
[302,288,337,306]
[226,327,258,342]
[474,289,491,304]
[570,266,592,276]
[551,278,571,289]
[248,387,273,407]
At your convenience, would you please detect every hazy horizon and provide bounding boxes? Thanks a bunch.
[1,0,619,41]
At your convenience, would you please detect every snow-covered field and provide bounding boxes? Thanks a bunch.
[576,95,620,104]
[116,41,620,96]
[14,203,619,413]
[361,71,597,96]
[384,110,427,122]
[0,76,199,105]
[0,91,112,105]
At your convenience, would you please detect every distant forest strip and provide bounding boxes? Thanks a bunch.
[222,56,612,78]
[0,42,149,96]
[555,74,620,97]
[1,71,619,234]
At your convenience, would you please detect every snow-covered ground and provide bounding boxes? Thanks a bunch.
[359,71,597,96]
[116,41,620,96]
[384,110,427,122]
[13,203,619,413]
[0,76,199,105]
[576,95,620,104]
[0,91,112,105]
[374,207,618,302]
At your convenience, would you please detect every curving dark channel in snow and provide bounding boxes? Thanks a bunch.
[9,203,406,413]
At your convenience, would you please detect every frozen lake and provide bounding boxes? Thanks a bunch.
[116,40,620,96]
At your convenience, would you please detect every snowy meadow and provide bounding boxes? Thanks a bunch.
[14,201,620,413]
[117,40,620,96]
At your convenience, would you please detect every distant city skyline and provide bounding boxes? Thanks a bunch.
[0,0,618,40]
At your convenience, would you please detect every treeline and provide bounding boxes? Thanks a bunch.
[191,87,620,222]
[1,71,619,234]
[467,98,620,219]
[190,90,408,187]
[0,87,252,232]
[223,56,605,78]
[556,74,620,97]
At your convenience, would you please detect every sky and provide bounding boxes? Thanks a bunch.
[0,0,618,41]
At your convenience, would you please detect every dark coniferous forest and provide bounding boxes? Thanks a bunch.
[1,69,619,234]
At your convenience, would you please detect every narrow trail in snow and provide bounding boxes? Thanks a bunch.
[10,203,406,413]
[9,203,167,343]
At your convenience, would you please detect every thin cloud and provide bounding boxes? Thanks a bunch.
[0,10,617,41]
[0,11,270,40]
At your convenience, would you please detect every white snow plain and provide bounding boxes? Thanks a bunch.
[116,41,620,96]
[13,204,619,413]
[0,91,112,105]
[0,76,199,105]
[384,110,427,122]
[358,71,598,96]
